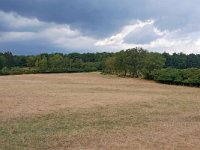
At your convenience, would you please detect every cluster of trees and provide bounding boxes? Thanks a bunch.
[0,48,200,87]
[163,52,200,69]
[103,48,166,79]
[102,48,200,86]
[0,52,112,75]
[154,68,200,86]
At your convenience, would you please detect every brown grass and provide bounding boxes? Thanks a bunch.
[0,72,200,149]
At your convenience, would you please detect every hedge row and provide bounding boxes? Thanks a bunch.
[0,67,98,75]
[154,68,200,86]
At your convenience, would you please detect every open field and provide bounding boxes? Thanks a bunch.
[0,72,200,150]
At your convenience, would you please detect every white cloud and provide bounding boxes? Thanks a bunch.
[95,20,154,46]
[95,20,200,54]
[195,38,200,46]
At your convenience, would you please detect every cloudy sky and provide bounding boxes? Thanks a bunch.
[0,0,200,55]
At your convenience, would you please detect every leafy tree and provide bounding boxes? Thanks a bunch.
[163,52,200,68]
[0,56,6,69]
[142,52,166,79]
[27,56,37,67]
[83,62,98,72]
[14,56,27,67]
[114,51,128,76]
[3,52,14,68]
[35,57,48,71]
[181,68,200,86]
[154,68,183,84]
[104,57,116,74]
[126,48,147,77]
[49,54,64,69]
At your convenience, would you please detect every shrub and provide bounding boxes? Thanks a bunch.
[0,67,10,75]
[154,68,200,86]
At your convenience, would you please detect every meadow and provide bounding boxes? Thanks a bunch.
[0,72,200,149]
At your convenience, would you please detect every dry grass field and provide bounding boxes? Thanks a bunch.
[0,72,200,150]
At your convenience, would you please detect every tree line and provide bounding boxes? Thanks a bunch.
[0,48,200,86]
[0,52,112,75]
[154,68,200,86]
[163,52,200,69]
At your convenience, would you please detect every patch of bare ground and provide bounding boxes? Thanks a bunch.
[0,72,200,149]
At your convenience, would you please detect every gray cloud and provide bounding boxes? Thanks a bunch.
[1,0,199,37]
[124,25,162,44]
[0,0,200,54]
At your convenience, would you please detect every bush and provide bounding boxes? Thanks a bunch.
[154,68,200,86]
[0,67,10,75]
[10,67,25,75]
[82,62,98,72]
[181,68,200,86]
[0,67,41,76]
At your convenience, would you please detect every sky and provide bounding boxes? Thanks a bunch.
[0,0,200,55]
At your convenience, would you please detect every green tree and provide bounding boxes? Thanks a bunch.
[114,51,128,76]
[104,56,116,74]
[154,68,183,84]
[142,52,166,79]
[35,57,48,71]
[4,52,14,68]
[27,56,37,67]
[126,48,147,77]
[182,68,200,86]
[0,56,6,69]
[49,54,64,69]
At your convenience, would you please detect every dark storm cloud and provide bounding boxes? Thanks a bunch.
[0,0,200,54]
[0,0,142,37]
[1,0,200,37]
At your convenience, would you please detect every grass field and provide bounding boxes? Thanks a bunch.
[0,72,200,150]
